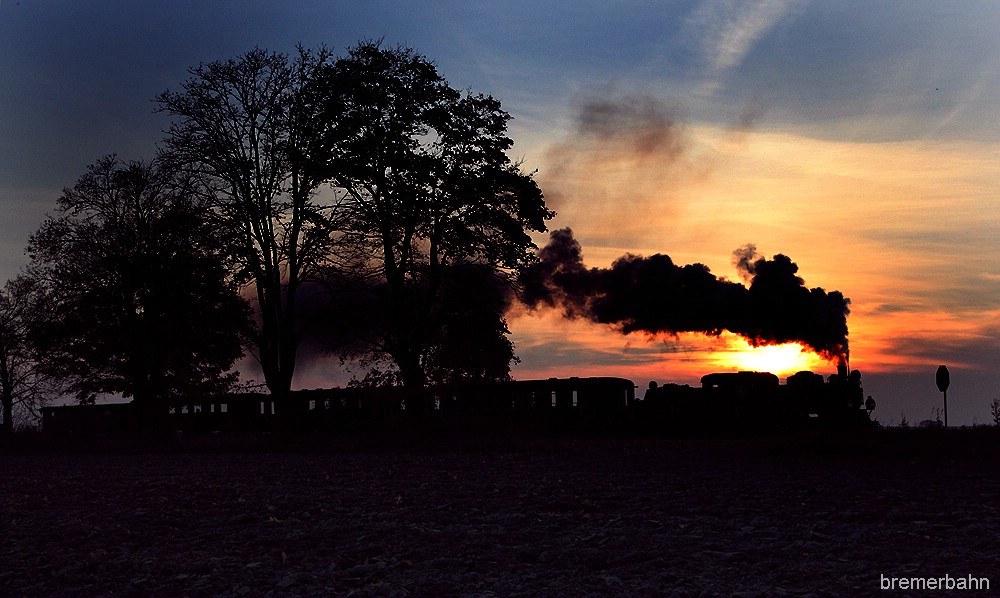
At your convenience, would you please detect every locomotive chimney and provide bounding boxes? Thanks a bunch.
[837,363,848,378]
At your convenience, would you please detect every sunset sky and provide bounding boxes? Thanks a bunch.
[2,1,999,425]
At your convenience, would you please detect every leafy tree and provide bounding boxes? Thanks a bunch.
[314,42,552,406]
[26,156,251,406]
[0,275,61,433]
[156,47,348,400]
[321,264,519,389]
[421,264,519,386]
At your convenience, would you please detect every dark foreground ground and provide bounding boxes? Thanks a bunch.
[3,429,999,597]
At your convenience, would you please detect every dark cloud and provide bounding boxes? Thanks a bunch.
[520,228,851,362]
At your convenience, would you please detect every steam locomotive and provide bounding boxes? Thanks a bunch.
[640,364,875,432]
[40,365,875,437]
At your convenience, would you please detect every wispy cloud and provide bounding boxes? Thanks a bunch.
[686,0,804,89]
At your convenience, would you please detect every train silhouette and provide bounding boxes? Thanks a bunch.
[41,365,875,437]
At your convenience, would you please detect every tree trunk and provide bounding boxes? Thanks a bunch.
[398,351,429,415]
[1,389,12,435]
[257,278,294,399]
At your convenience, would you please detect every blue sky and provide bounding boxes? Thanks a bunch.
[2,1,999,424]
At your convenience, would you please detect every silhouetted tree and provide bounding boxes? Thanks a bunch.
[314,42,552,407]
[0,275,61,433]
[26,156,251,407]
[422,265,519,386]
[320,264,518,389]
[156,47,349,401]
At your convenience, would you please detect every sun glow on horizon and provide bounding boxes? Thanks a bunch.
[712,340,829,378]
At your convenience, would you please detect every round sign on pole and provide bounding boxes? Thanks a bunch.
[936,365,950,427]
[936,365,950,393]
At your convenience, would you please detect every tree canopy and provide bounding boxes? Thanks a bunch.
[313,42,552,399]
[26,156,251,405]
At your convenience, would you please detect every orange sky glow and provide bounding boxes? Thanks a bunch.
[507,125,1000,393]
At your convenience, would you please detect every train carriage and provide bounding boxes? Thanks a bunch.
[39,369,871,437]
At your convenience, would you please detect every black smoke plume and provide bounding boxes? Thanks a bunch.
[520,229,850,362]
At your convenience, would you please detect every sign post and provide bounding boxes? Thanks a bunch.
[936,365,950,427]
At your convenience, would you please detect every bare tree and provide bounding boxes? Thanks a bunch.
[156,47,346,400]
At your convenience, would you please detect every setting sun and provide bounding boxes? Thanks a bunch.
[713,339,828,378]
